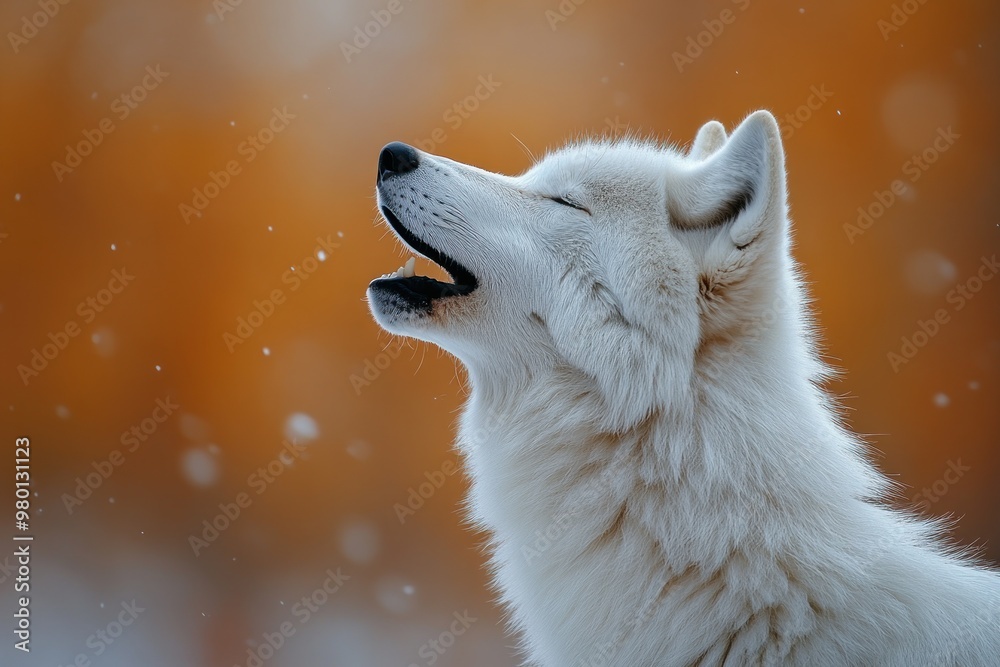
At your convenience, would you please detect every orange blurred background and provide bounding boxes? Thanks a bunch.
[1,0,998,665]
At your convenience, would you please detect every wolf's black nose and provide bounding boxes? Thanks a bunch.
[378,142,420,182]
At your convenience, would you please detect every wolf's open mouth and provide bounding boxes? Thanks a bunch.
[369,206,477,310]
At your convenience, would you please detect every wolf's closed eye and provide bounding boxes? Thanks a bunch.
[547,195,590,214]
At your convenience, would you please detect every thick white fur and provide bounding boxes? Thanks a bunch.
[367,111,1000,666]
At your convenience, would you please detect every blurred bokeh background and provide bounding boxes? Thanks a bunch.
[1,0,998,665]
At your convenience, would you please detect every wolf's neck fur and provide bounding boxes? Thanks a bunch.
[457,306,1000,666]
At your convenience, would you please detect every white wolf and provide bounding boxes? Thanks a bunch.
[366,111,1000,666]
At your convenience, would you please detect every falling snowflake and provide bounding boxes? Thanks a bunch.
[376,575,418,614]
[339,518,380,564]
[182,448,220,487]
[284,413,319,442]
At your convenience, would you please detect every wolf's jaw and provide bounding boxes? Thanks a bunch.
[372,254,475,305]
[377,205,477,289]
[369,203,478,314]
[378,256,417,280]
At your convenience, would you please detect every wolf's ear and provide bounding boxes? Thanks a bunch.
[669,112,792,339]
[688,120,727,160]
[667,111,787,250]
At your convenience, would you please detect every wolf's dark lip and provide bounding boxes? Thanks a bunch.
[370,205,477,309]
[371,275,474,312]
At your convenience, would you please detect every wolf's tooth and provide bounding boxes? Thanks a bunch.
[403,257,416,278]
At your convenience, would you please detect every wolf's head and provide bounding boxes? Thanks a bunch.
[368,111,805,429]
